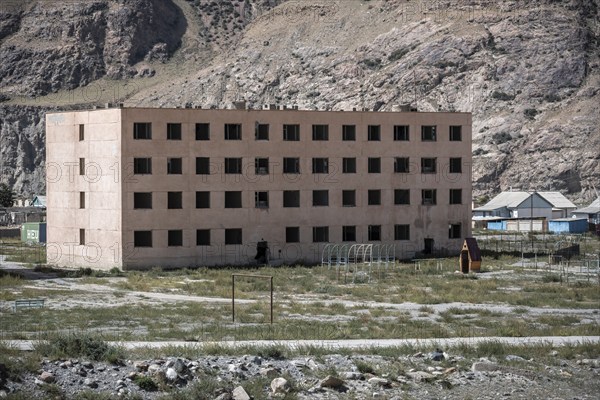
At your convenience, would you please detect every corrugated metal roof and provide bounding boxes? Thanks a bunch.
[474,191,530,211]
[475,191,575,211]
[573,197,600,214]
[537,192,576,209]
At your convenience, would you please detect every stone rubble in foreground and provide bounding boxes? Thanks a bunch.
[1,351,599,399]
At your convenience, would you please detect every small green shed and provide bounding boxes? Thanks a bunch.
[21,222,46,243]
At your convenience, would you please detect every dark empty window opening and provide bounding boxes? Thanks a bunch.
[197,229,210,246]
[449,223,462,239]
[342,125,356,141]
[255,123,269,140]
[368,157,381,173]
[421,125,437,141]
[79,158,85,175]
[312,125,329,140]
[168,192,183,209]
[343,226,356,242]
[283,158,300,174]
[255,191,269,208]
[368,225,381,241]
[167,123,182,140]
[255,158,269,175]
[313,190,329,206]
[79,192,85,209]
[134,158,152,174]
[450,125,462,141]
[394,189,410,205]
[134,123,152,139]
[422,189,437,205]
[343,158,356,174]
[394,125,409,141]
[196,123,210,140]
[313,226,329,243]
[283,124,300,141]
[134,192,152,209]
[283,190,300,208]
[167,158,183,174]
[79,229,85,246]
[394,157,410,173]
[225,158,242,174]
[368,190,381,205]
[450,189,462,205]
[368,125,381,141]
[168,230,183,247]
[79,124,84,141]
[196,157,210,175]
[225,229,243,245]
[395,225,410,240]
[421,158,437,174]
[286,227,300,243]
[342,190,356,207]
[449,157,462,173]
[225,191,242,208]
[134,231,152,247]
[312,158,329,174]
[225,123,242,140]
[196,191,210,208]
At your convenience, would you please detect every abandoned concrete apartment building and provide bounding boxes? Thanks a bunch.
[46,106,472,269]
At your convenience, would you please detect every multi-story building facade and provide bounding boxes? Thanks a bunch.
[46,106,472,270]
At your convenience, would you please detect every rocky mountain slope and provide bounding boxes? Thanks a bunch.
[0,0,598,203]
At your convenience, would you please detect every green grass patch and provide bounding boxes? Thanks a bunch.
[34,332,126,363]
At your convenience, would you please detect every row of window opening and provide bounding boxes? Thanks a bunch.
[123,123,463,142]
[125,189,462,210]
[127,223,462,248]
[128,156,464,175]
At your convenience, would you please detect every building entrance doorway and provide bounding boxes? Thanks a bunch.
[460,250,469,273]
[424,238,434,255]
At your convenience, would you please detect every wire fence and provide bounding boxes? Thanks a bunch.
[473,232,599,259]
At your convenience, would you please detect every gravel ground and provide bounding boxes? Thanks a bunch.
[2,349,599,399]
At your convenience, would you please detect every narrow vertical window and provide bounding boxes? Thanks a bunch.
[255,192,269,208]
[78,124,84,141]
[79,192,85,209]
[79,229,85,245]
[167,123,182,140]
